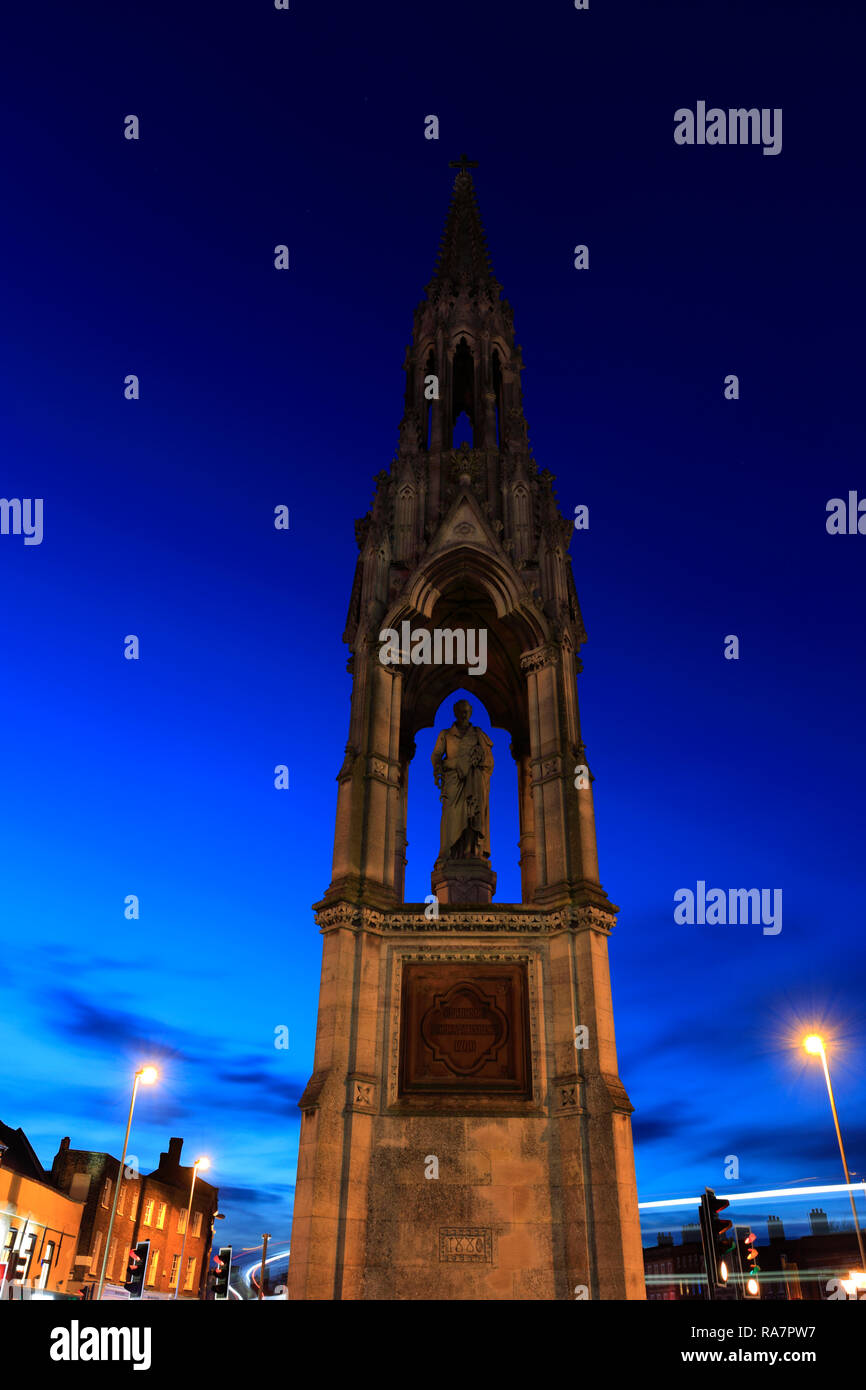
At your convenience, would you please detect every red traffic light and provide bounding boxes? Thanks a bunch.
[709,1194,730,1218]
[213,1245,232,1299]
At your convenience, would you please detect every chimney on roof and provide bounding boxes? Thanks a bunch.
[155,1137,185,1176]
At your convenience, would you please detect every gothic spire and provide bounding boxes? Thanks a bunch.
[428,160,498,294]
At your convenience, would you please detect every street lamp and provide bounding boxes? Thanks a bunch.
[803,1035,866,1270]
[96,1064,158,1300]
[174,1156,210,1299]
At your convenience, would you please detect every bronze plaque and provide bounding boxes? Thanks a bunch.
[399,962,530,1096]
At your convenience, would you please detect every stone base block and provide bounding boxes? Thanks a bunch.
[432,857,497,904]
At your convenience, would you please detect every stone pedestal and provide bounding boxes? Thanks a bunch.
[288,900,646,1301]
[431,856,496,905]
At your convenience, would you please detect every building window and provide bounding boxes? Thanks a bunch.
[177,1208,188,1234]
[108,1239,118,1281]
[147,1250,160,1286]
[101,1178,112,1208]
[169,1255,180,1287]
[142,1199,154,1226]
[15,1230,37,1281]
[69,1172,91,1201]
[191,1211,202,1238]
[184,1257,197,1292]
[116,1185,124,1216]
[91,1231,103,1269]
[156,1203,167,1230]
[39,1240,56,1290]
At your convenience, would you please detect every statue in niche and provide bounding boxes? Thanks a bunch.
[431,700,494,862]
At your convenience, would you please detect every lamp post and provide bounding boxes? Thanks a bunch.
[96,1065,158,1301]
[174,1157,210,1299]
[803,1035,866,1270]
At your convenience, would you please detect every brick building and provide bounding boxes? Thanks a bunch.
[757,1210,864,1301]
[0,1122,84,1298]
[644,1229,705,1301]
[50,1135,219,1299]
[643,1208,865,1302]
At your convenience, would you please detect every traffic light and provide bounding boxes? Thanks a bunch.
[125,1240,150,1298]
[742,1231,761,1297]
[213,1246,232,1300]
[699,1188,735,1296]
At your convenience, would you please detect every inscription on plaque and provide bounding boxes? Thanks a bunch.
[439,1228,493,1263]
[399,963,530,1096]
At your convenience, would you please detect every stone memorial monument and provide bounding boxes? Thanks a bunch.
[288,160,645,1301]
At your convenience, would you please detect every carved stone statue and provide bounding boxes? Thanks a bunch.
[432,700,494,863]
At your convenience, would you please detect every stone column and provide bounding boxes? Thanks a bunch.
[522,643,570,905]
[429,331,445,452]
[324,648,404,909]
[570,911,645,1298]
[522,644,608,908]
[513,744,537,903]
[393,743,414,903]
[289,913,384,1300]
[572,739,601,893]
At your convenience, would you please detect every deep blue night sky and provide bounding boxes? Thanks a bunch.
[1,0,864,1259]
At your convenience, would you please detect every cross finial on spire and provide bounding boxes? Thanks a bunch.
[430,154,494,289]
[448,153,478,173]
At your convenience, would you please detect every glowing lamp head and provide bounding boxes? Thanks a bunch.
[139,1066,158,1085]
[719,1260,729,1283]
[747,1277,759,1296]
[803,1035,824,1056]
[195,1156,211,1172]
